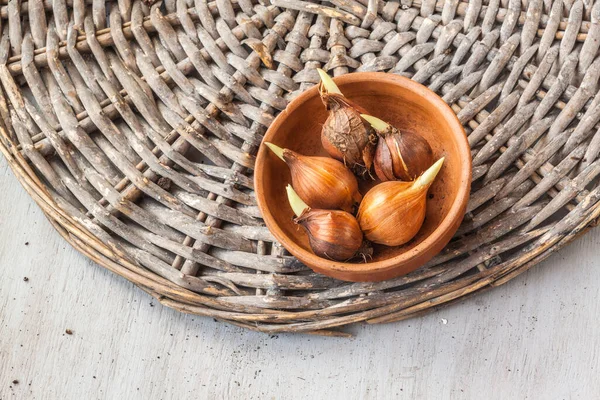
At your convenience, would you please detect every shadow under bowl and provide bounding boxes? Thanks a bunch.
[255,72,471,282]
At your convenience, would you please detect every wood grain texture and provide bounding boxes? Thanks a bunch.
[1,157,600,399]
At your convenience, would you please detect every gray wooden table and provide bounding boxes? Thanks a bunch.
[1,155,599,399]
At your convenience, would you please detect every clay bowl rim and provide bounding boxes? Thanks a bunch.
[254,72,471,277]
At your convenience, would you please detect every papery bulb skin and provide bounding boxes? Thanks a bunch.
[285,151,362,213]
[286,185,364,261]
[373,137,396,182]
[296,209,363,261]
[357,158,445,246]
[317,69,377,178]
[265,143,362,213]
[357,181,426,246]
[362,114,433,182]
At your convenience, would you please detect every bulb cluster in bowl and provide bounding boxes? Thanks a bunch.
[264,69,445,262]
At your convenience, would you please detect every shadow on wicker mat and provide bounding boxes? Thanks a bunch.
[1,0,600,335]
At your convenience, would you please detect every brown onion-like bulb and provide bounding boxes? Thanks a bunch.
[362,114,434,182]
[265,143,362,213]
[287,185,363,261]
[317,69,377,178]
[357,158,444,246]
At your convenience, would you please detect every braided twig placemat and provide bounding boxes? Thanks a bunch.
[1,0,599,335]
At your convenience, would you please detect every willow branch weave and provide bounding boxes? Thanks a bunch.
[1,0,599,335]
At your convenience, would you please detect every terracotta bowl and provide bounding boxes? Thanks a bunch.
[254,72,471,282]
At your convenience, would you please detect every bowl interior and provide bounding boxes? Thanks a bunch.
[256,73,469,278]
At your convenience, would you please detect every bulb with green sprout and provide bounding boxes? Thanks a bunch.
[358,158,445,246]
[317,68,376,178]
[264,142,361,213]
[362,114,434,182]
[286,185,363,261]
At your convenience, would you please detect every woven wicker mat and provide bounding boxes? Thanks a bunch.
[1,0,599,335]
